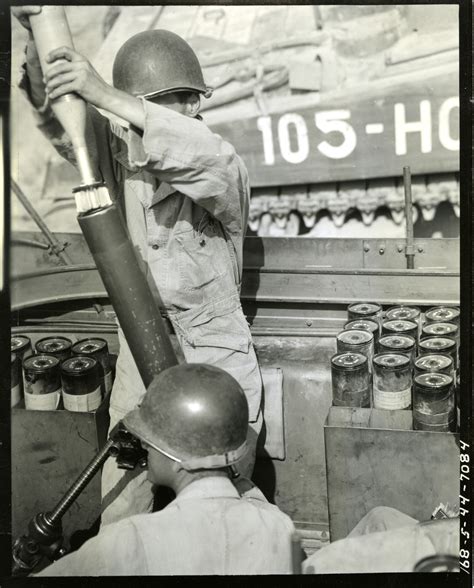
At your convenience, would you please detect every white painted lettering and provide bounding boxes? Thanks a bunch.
[394,100,432,155]
[315,110,357,159]
[278,113,309,164]
[439,97,459,151]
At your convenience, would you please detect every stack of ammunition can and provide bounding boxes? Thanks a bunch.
[10,335,114,413]
[330,303,459,432]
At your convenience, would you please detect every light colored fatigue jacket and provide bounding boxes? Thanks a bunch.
[37,476,296,575]
[21,70,261,420]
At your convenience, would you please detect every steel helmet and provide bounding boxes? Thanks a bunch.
[123,364,248,470]
[112,29,212,99]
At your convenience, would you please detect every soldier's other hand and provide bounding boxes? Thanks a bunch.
[12,6,42,31]
[44,47,110,107]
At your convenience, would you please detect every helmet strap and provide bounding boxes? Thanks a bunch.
[180,441,248,471]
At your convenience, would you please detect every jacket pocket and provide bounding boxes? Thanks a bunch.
[177,308,251,353]
[177,223,230,292]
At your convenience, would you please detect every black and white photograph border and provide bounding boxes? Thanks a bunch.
[3,1,472,583]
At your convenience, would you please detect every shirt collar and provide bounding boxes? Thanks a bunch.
[175,476,240,501]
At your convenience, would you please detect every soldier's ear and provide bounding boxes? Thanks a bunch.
[185,93,200,117]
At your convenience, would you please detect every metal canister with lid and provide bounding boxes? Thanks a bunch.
[11,353,21,407]
[421,323,460,376]
[373,353,412,410]
[331,352,370,408]
[421,322,458,343]
[61,356,102,412]
[11,335,33,362]
[418,337,457,370]
[414,354,454,378]
[336,329,374,372]
[72,338,113,395]
[36,336,72,363]
[413,372,455,432]
[385,306,421,337]
[378,334,416,364]
[424,306,460,328]
[347,302,382,327]
[344,318,380,349]
[23,355,61,411]
[381,319,418,345]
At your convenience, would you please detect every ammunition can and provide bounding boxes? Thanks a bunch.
[344,318,380,348]
[381,319,418,346]
[61,356,102,412]
[385,306,421,338]
[23,354,61,411]
[36,336,72,363]
[72,338,112,395]
[418,336,457,370]
[336,329,374,372]
[414,354,454,378]
[424,306,460,328]
[331,352,370,408]
[373,353,412,410]
[11,335,33,362]
[413,373,455,432]
[347,302,382,326]
[378,334,416,364]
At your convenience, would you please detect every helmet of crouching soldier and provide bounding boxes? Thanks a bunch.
[123,364,249,470]
[112,29,213,99]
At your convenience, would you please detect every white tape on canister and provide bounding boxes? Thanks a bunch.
[373,385,411,410]
[62,387,101,412]
[24,389,60,411]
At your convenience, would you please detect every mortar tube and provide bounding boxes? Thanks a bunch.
[78,203,178,388]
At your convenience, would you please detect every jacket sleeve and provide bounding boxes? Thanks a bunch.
[127,99,250,235]
[34,520,146,576]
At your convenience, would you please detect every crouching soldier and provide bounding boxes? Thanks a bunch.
[36,364,295,576]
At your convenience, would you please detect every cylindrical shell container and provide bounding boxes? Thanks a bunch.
[413,373,455,432]
[331,352,370,408]
[381,319,418,344]
[421,322,458,343]
[418,337,457,370]
[11,353,22,407]
[344,318,380,349]
[414,354,454,378]
[61,356,102,412]
[11,335,33,362]
[385,306,421,337]
[378,334,416,364]
[424,306,460,328]
[23,354,61,411]
[336,329,374,372]
[72,338,112,395]
[36,336,72,363]
[373,353,412,410]
[347,302,382,326]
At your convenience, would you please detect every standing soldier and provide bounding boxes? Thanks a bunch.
[14,7,263,525]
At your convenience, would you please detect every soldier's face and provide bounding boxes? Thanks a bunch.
[147,92,188,115]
